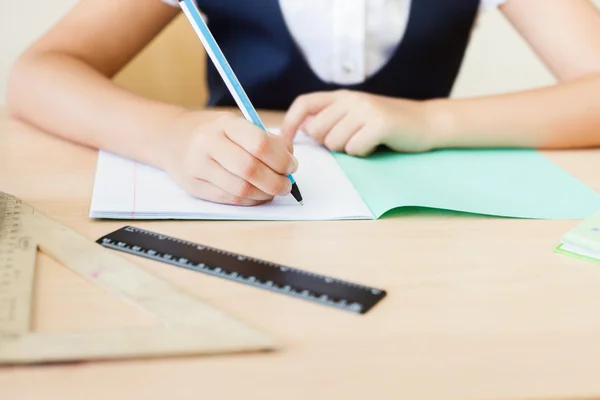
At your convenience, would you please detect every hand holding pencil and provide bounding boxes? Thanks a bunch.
[179,0,304,204]
[159,110,298,206]
[178,0,304,205]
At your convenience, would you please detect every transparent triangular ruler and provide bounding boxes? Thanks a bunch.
[0,192,275,365]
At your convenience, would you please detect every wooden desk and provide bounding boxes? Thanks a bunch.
[3,107,600,400]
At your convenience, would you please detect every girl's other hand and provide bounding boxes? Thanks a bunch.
[281,90,442,156]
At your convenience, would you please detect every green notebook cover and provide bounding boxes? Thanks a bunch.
[555,210,600,263]
[555,243,600,264]
[333,148,600,220]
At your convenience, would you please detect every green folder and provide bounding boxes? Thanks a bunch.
[333,147,600,220]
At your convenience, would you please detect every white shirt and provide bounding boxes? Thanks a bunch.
[163,0,506,85]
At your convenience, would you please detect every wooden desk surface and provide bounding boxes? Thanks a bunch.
[3,108,600,400]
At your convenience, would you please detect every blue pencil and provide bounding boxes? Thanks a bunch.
[178,0,303,205]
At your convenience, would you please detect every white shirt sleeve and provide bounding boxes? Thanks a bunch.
[480,0,507,11]
[161,0,179,7]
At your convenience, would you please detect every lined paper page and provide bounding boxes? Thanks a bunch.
[89,132,372,221]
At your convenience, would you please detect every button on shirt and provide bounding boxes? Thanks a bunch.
[162,0,505,85]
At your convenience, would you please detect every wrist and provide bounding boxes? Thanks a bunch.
[153,108,222,172]
[422,98,458,149]
[146,106,190,170]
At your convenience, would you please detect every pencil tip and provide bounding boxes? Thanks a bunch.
[299,201,304,206]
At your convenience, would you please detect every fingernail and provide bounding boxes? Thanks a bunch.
[287,156,298,175]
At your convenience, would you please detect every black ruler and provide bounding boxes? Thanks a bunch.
[96,226,386,314]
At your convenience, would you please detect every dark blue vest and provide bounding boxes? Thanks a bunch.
[198,0,480,110]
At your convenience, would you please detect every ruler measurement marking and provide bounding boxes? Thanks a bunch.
[98,227,386,314]
[121,226,365,289]
[0,195,36,336]
[104,238,363,312]
[0,197,18,330]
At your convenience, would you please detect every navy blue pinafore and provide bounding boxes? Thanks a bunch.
[197,0,480,110]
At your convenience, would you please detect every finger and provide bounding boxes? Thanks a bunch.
[197,158,273,201]
[303,101,349,144]
[270,132,294,154]
[182,177,269,206]
[225,119,298,176]
[322,114,365,152]
[298,115,315,133]
[344,124,382,157]
[212,134,293,197]
[281,92,336,141]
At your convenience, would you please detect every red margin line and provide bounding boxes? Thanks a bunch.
[130,161,137,219]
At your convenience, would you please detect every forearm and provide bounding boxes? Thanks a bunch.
[429,74,600,149]
[7,52,191,169]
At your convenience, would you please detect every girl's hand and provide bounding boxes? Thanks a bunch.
[281,90,440,156]
[161,111,298,206]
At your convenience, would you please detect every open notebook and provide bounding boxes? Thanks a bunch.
[90,130,600,221]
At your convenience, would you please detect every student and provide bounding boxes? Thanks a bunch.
[7,0,600,206]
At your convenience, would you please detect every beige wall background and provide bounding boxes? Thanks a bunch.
[1,1,599,108]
